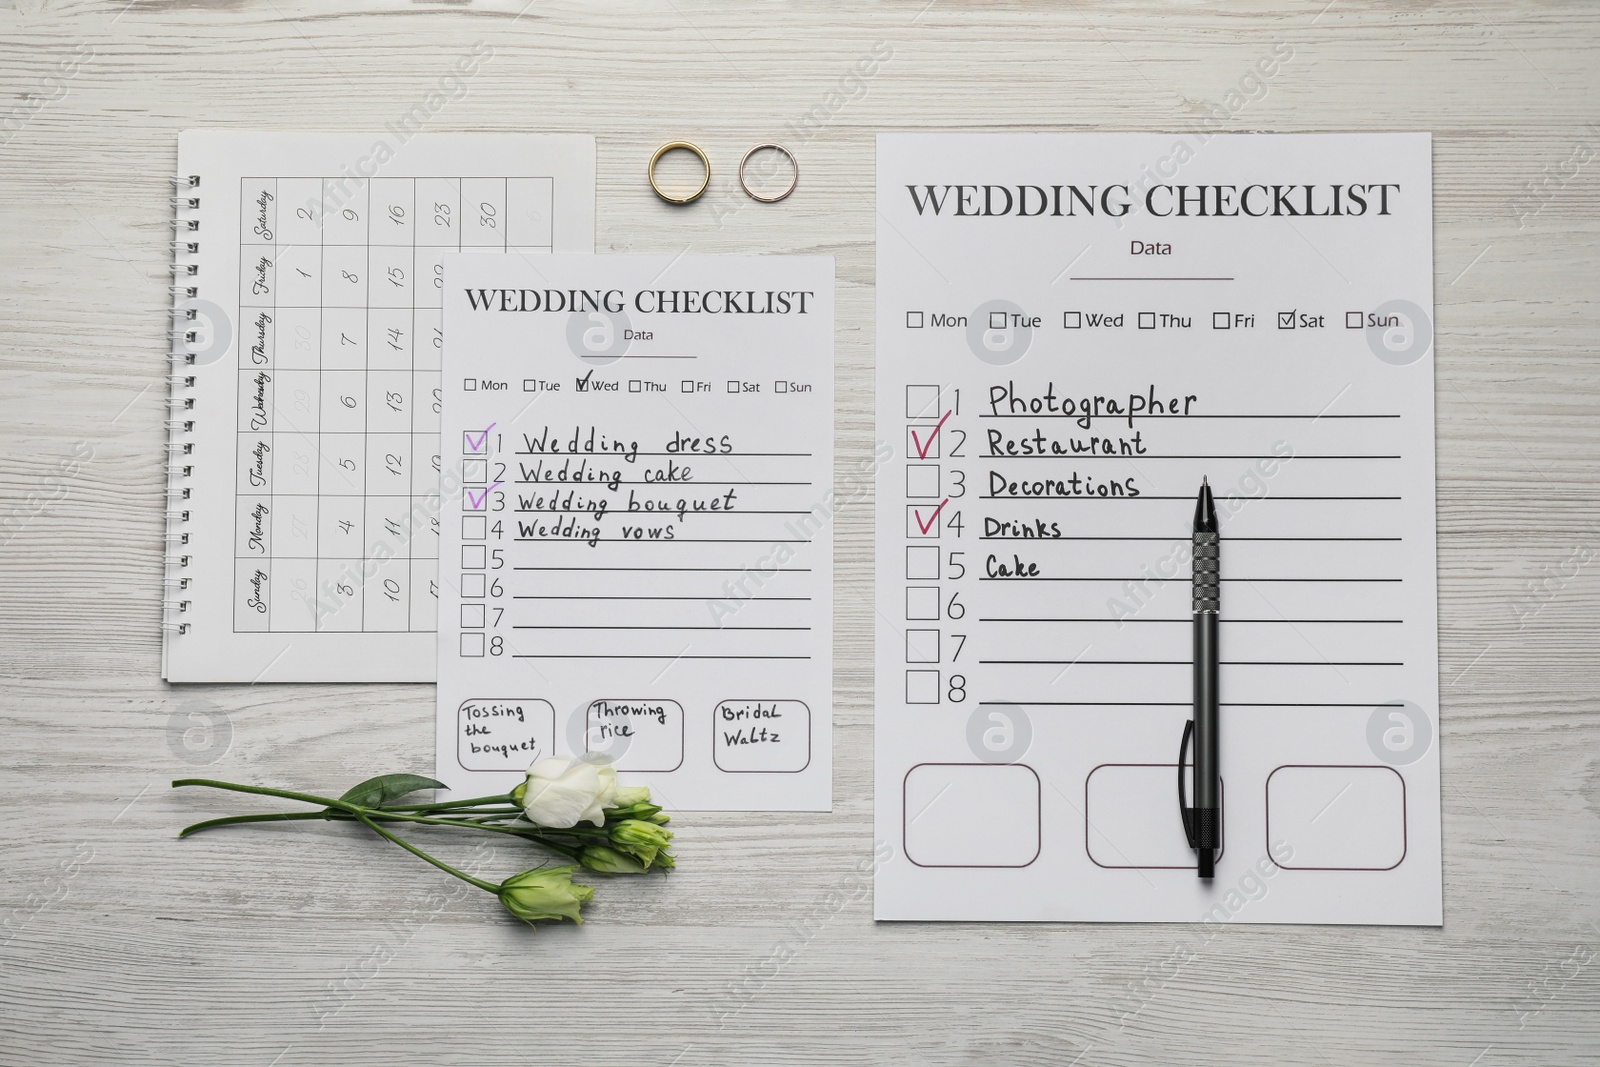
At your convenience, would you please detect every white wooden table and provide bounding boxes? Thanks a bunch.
[3,2,1598,1063]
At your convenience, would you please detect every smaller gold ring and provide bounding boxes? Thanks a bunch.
[648,141,711,205]
[738,143,798,203]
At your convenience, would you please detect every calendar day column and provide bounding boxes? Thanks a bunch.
[410,177,458,630]
[234,177,276,632]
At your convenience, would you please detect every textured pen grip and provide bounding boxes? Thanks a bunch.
[1192,532,1219,612]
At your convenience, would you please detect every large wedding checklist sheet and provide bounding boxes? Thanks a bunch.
[435,254,834,811]
[874,134,1441,923]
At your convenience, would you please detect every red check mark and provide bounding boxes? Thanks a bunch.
[909,410,951,460]
[913,498,949,535]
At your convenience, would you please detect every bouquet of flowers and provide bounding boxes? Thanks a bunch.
[174,754,672,928]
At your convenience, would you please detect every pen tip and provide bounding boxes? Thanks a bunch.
[1202,475,1209,487]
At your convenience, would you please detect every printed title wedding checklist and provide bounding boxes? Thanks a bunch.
[435,254,834,811]
[874,133,1440,923]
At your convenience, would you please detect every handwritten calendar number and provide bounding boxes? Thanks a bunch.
[430,454,441,473]
[296,207,315,221]
[433,263,444,290]
[388,204,405,225]
[432,388,443,414]
[387,267,405,288]
[339,457,357,473]
[382,578,401,603]
[387,327,404,351]
[294,324,313,351]
[292,450,312,479]
[341,271,359,285]
[385,452,403,476]
[342,208,359,223]
[386,391,404,413]
[341,395,357,409]
[434,202,452,226]
[338,519,353,535]
[432,329,443,350]
[479,201,497,229]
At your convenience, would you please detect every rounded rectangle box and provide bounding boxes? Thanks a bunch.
[457,698,555,772]
[1265,764,1406,871]
[585,698,684,772]
[1085,764,1224,870]
[712,699,810,773]
[902,762,1040,868]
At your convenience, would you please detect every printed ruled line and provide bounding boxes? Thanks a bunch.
[978,576,1401,583]
[976,701,1408,708]
[980,454,1402,460]
[978,413,1401,419]
[977,535,1402,542]
[513,451,812,458]
[511,480,813,486]
[980,617,1404,624]
[513,654,809,660]
[513,566,811,572]
[513,538,812,544]
[513,625,810,631]
[513,595,810,601]
[1069,276,1234,281]
[513,509,816,516]
[981,659,1405,666]
[979,495,1402,501]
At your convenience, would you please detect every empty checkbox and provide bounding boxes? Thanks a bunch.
[463,378,478,391]
[460,633,485,657]
[906,586,940,620]
[906,384,940,420]
[1138,312,1156,330]
[775,380,788,393]
[727,380,740,393]
[905,669,940,704]
[906,311,925,328]
[681,380,695,393]
[906,629,940,663]
[1063,311,1083,329]
[461,604,486,629]
[1346,311,1364,329]
[462,545,487,570]
[462,515,486,540]
[461,574,486,598]
[1213,312,1231,330]
[629,379,642,392]
[989,311,1007,330]
[523,379,538,392]
[906,546,940,580]
[462,459,488,483]
[906,464,941,499]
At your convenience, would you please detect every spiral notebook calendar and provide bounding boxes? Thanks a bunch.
[162,131,595,682]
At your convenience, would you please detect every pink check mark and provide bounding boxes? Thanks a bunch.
[464,424,495,453]
[913,498,949,535]
[465,482,500,510]
[909,410,951,460]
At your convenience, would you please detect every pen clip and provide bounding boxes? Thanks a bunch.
[1178,719,1197,849]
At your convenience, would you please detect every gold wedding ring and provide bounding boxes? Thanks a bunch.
[738,143,798,203]
[648,141,711,205]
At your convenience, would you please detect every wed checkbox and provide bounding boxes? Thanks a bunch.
[906,464,941,499]
[906,586,941,621]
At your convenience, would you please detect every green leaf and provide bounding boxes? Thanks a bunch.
[338,774,449,810]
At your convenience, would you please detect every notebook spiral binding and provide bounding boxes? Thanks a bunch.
[162,174,201,636]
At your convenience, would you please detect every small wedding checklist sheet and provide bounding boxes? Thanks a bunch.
[436,254,834,811]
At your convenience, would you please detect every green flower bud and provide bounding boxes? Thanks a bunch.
[497,866,594,926]
[609,785,652,808]
[579,845,648,875]
[608,818,674,869]
[510,780,527,806]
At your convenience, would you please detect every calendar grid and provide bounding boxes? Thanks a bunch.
[233,175,555,634]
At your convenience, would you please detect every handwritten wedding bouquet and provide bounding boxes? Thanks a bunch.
[175,754,672,927]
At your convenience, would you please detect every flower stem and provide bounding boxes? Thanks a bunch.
[352,814,500,894]
[173,778,347,811]
[179,812,332,837]
[380,793,512,813]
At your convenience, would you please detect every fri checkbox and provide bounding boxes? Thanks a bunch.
[1213,312,1231,330]
[681,380,695,393]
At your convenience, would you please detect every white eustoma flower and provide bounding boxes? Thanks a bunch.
[519,755,619,828]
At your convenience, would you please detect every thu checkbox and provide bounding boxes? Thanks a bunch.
[906,586,940,620]
[905,384,940,420]
[1138,312,1156,330]
[906,464,941,499]
[629,379,642,392]
[906,545,941,580]
[461,545,487,570]
[905,669,941,704]
[906,629,940,664]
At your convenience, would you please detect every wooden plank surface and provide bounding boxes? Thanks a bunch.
[2,1,1598,1063]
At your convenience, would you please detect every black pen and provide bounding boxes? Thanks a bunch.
[1180,476,1220,879]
